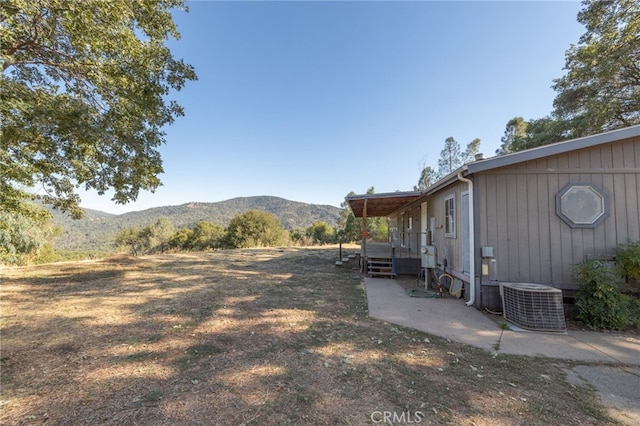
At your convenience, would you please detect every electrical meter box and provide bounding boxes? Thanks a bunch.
[421,245,437,268]
[481,246,494,258]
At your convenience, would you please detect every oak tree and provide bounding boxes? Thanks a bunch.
[1,0,197,219]
[226,210,284,248]
[552,0,640,137]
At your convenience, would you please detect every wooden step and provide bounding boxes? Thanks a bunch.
[367,258,392,265]
[368,271,396,278]
[367,257,395,278]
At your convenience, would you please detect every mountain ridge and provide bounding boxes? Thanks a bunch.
[50,196,342,252]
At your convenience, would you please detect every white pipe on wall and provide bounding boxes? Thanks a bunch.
[457,172,476,307]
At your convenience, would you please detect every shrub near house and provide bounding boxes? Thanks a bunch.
[573,241,640,330]
[616,240,640,293]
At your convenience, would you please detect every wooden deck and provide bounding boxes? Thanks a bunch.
[359,241,421,277]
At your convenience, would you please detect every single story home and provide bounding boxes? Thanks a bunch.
[347,125,640,312]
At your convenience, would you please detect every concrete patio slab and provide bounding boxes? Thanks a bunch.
[364,277,640,425]
[364,277,640,365]
[365,277,502,352]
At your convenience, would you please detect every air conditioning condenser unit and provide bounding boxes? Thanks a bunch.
[500,283,566,332]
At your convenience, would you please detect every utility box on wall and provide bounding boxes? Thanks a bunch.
[421,246,437,269]
[481,246,494,258]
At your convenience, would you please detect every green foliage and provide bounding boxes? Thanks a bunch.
[416,137,481,189]
[339,188,390,243]
[462,138,481,164]
[523,117,569,148]
[114,217,178,255]
[100,200,340,254]
[114,226,144,256]
[337,192,360,243]
[616,240,640,283]
[496,117,530,154]
[497,116,570,154]
[630,297,640,328]
[1,0,197,218]
[572,260,634,330]
[306,221,336,245]
[500,0,640,154]
[415,166,436,191]
[134,218,176,254]
[337,213,360,243]
[0,206,59,265]
[437,137,462,177]
[226,210,284,248]
[49,196,340,253]
[169,228,192,250]
[347,187,389,243]
[288,229,311,246]
[149,218,176,253]
[368,217,389,242]
[552,0,640,138]
[189,221,226,250]
[167,221,225,251]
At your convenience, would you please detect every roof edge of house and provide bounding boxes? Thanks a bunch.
[344,190,423,201]
[467,124,640,174]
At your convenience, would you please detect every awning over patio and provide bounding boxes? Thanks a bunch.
[345,191,422,218]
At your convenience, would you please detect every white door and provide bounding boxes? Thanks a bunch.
[430,217,436,246]
[420,202,427,247]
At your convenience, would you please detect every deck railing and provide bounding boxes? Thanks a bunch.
[388,231,429,259]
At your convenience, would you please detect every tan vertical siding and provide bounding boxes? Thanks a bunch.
[636,141,640,240]
[479,174,495,279]
[495,174,509,280]
[525,162,541,282]
[612,144,628,244]
[587,147,604,258]
[624,141,640,239]
[426,181,466,274]
[535,157,552,283]
[545,156,563,285]
[476,137,640,289]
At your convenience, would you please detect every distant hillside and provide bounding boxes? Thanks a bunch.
[49,196,342,252]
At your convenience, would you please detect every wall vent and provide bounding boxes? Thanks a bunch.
[500,283,566,332]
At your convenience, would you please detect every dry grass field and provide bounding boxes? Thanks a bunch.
[0,247,617,425]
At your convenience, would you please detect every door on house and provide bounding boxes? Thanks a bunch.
[420,202,427,248]
[461,192,470,274]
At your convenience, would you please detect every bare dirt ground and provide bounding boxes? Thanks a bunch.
[0,247,620,425]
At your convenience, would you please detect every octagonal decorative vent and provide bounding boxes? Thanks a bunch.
[555,183,607,228]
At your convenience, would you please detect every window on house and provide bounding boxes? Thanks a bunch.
[445,195,455,237]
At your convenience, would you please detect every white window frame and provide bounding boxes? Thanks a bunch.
[445,194,456,238]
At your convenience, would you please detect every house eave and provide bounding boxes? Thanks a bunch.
[345,191,423,218]
[424,166,469,196]
[467,125,640,174]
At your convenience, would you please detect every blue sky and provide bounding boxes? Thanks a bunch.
[80,0,585,214]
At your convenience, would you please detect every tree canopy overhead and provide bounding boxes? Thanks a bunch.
[1,0,197,218]
[552,0,640,138]
[498,0,640,153]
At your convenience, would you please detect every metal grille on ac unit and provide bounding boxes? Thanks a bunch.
[500,283,566,332]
